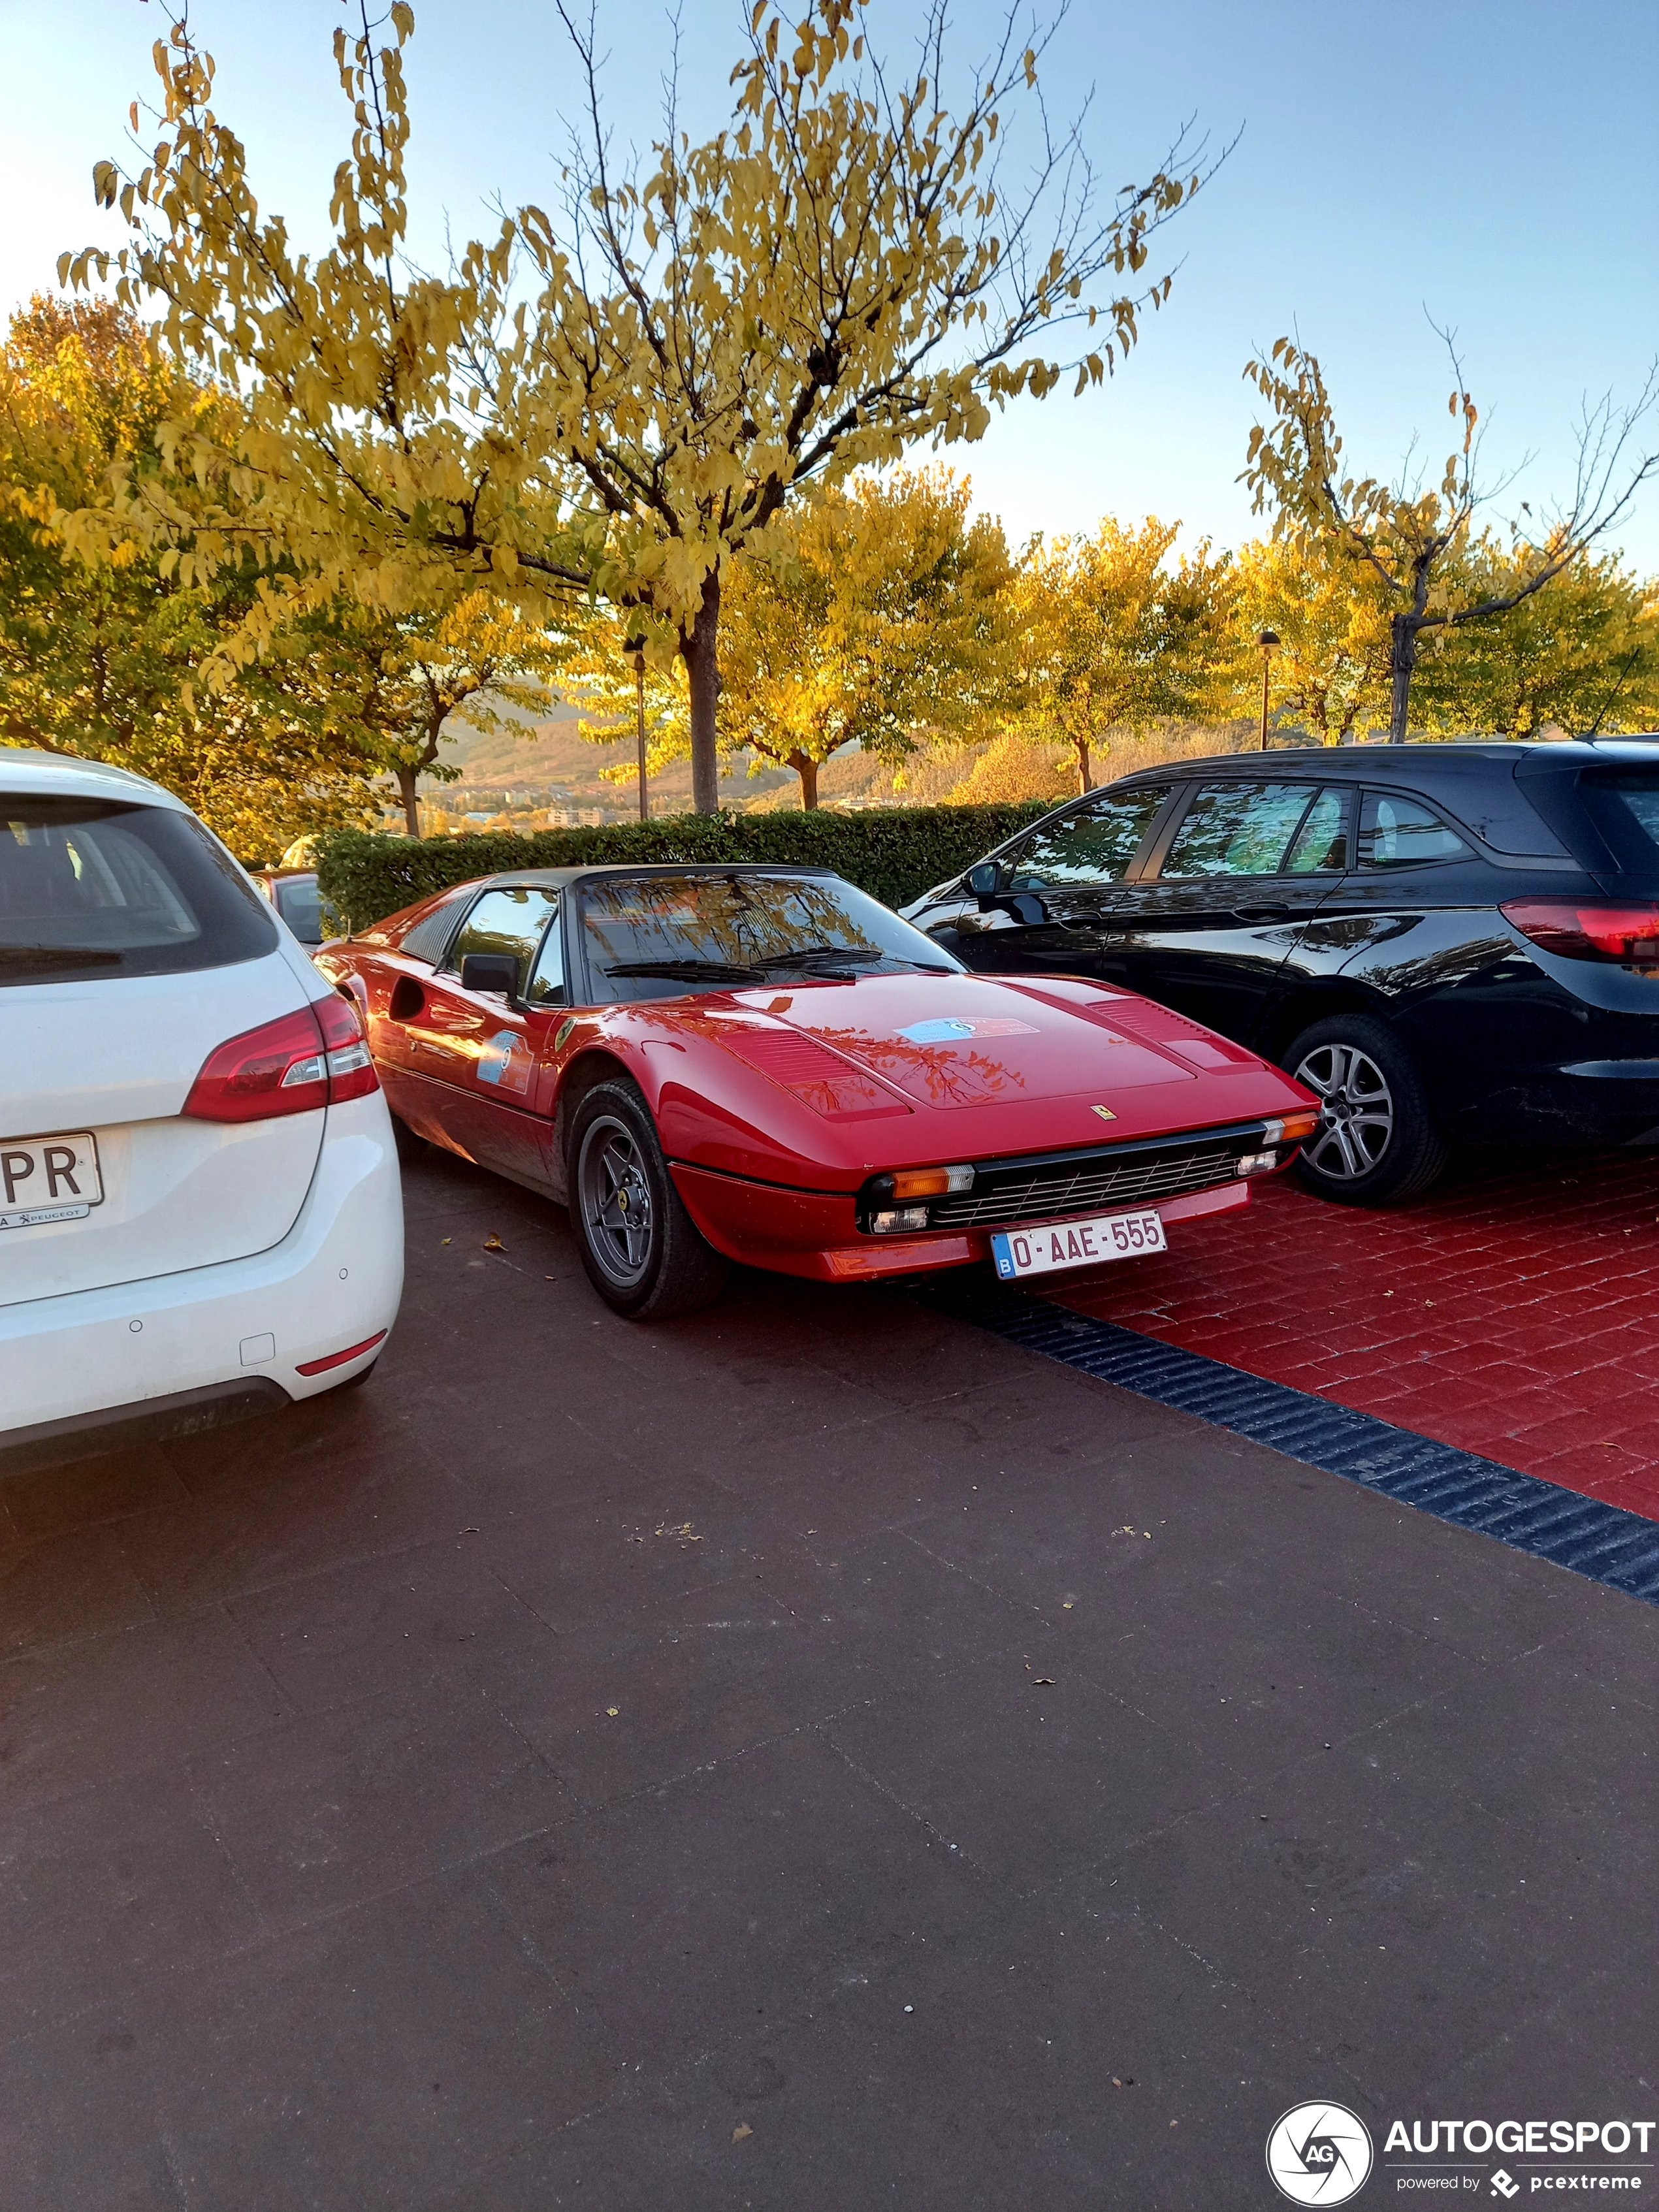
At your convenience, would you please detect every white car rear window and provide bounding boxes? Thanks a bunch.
[1,795,276,986]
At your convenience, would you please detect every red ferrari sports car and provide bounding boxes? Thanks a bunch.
[315,863,1320,1319]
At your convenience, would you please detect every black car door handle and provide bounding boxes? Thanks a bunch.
[1232,903,1291,923]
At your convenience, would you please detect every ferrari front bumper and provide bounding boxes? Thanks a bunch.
[669,1161,1251,1284]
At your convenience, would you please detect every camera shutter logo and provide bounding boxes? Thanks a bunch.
[1266,2103,1374,2204]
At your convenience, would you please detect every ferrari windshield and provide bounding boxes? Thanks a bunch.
[578,871,963,1004]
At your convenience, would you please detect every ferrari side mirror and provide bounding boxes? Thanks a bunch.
[459,952,520,1002]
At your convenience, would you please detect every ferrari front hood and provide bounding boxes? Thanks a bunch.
[726,971,1217,1112]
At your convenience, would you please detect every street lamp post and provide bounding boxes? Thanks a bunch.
[1257,630,1280,752]
[625,632,649,822]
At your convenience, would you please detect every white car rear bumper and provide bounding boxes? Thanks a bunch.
[0,1093,404,1462]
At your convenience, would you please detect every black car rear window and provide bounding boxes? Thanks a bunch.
[1357,791,1472,868]
[1579,773,1659,873]
[0,795,276,987]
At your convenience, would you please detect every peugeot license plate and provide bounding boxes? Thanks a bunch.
[0,1130,103,1230]
[991,1207,1167,1281]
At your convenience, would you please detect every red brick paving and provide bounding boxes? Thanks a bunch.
[1044,1151,1659,1523]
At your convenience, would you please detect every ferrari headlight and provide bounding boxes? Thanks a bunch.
[871,1206,932,1234]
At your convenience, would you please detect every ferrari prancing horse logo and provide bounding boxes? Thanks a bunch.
[1091,1105,1117,1121]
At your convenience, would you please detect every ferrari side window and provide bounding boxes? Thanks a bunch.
[525,902,565,1006]
[1007,784,1172,890]
[446,886,560,997]
[1160,782,1319,878]
[396,890,471,965]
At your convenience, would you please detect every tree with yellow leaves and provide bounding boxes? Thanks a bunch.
[1242,328,1659,741]
[367,594,574,836]
[66,1,1217,811]
[1409,537,1659,738]
[1231,536,1391,745]
[568,472,1016,810]
[1014,517,1240,792]
[0,297,388,858]
[718,470,1017,808]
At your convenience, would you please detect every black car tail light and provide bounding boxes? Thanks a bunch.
[1501,900,1659,966]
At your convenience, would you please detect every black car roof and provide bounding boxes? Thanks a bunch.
[996,739,1659,865]
[1108,739,1659,784]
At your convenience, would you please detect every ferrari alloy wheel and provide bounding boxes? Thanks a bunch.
[578,1116,655,1288]
[1283,1014,1449,1207]
[568,1079,730,1319]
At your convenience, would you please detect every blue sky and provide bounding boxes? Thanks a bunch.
[3,0,1656,568]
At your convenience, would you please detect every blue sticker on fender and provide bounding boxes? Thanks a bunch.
[476,1029,532,1094]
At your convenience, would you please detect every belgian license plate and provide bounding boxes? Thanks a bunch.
[991,1207,1167,1281]
[0,1131,103,1230]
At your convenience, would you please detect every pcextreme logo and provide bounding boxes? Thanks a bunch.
[1268,2103,1375,2204]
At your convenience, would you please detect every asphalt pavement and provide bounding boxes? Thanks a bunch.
[2,1142,1655,2209]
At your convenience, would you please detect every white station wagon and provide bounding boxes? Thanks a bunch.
[0,752,404,1471]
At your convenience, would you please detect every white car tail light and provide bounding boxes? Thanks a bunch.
[183,997,378,1123]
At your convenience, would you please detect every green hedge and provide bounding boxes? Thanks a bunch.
[314,802,1053,931]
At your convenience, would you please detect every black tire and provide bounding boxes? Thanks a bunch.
[391,1114,427,1164]
[1283,1013,1450,1206]
[566,1079,730,1319]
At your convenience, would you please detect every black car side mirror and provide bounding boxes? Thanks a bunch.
[965,860,1002,905]
[459,953,520,1002]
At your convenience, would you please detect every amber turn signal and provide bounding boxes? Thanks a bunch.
[1279,1111,1321,1142]
[889,1164,974,1202]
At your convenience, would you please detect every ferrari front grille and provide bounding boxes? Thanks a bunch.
[926,1132,1256,1231]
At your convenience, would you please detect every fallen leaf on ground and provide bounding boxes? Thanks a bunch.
[655,1522,703,1545]
[483,1234,506,1252]
[440,1238,451,1246]
[732,2123,752,2144]
[1031,1677,1055,1686]
[606,1707,620,1718]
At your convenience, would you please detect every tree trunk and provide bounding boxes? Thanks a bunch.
[395,762,421,837]
[1075,735,1091,794]
[794,754,820,810]
[1398,570,1433,743]
[680,569,722,816]
[1388,613,1419,743]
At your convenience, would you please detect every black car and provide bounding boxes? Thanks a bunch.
[902,741,1659,1204]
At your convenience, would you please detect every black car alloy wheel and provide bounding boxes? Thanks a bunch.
[1294,1040,1394,1182]
[1283,1014,1449,1206]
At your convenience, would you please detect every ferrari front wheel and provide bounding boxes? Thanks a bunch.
[568,1080,730,1320]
